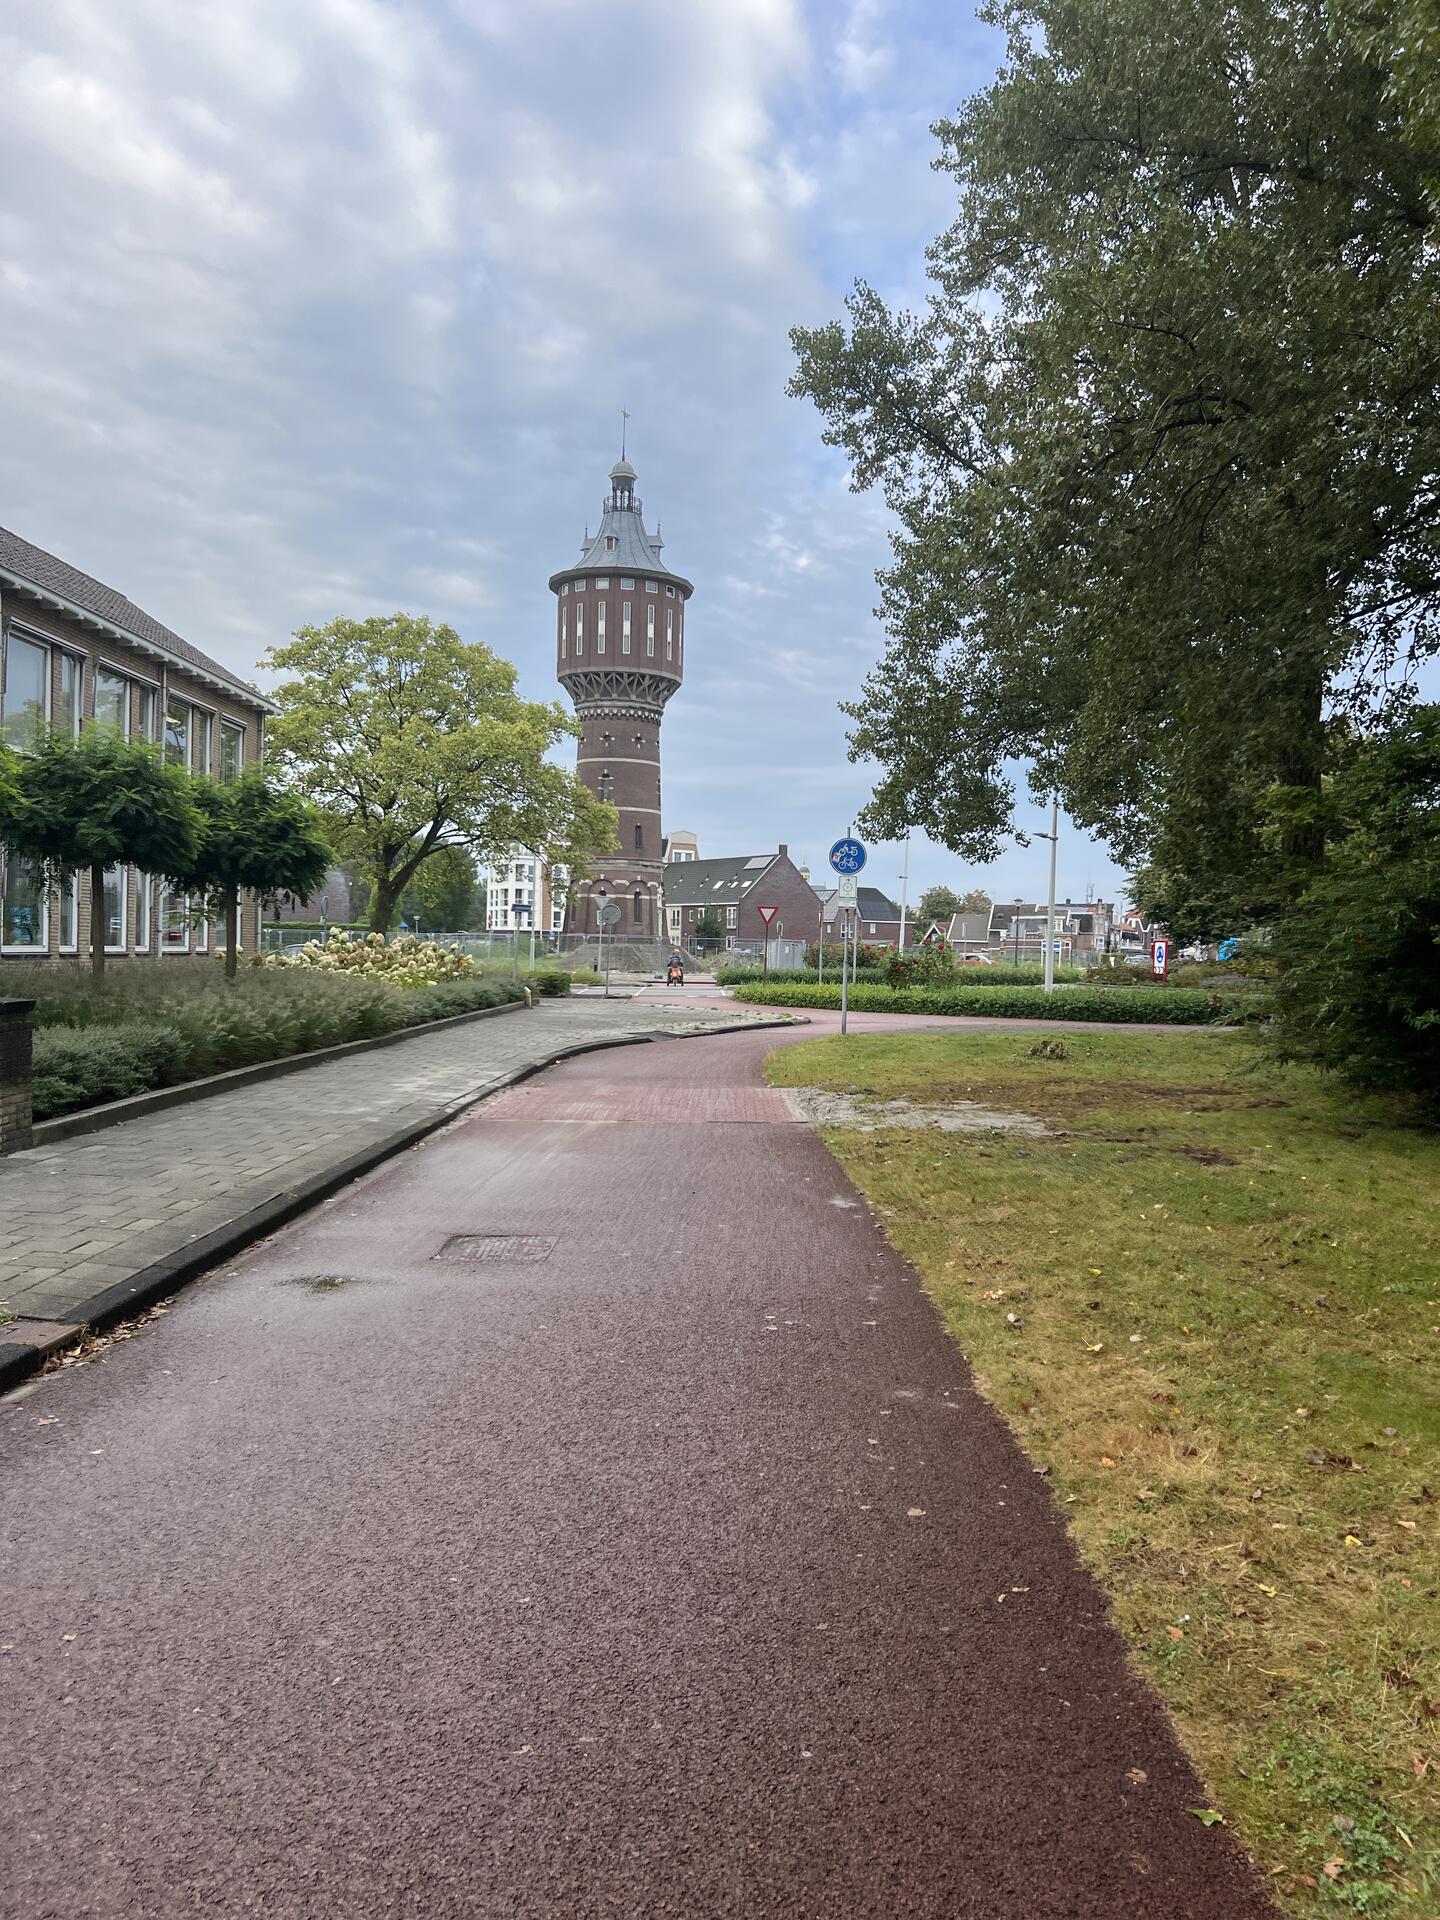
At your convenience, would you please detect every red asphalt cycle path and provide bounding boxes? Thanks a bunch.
[0,1019,1275,1918]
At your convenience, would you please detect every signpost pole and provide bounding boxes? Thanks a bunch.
[840,907,850,1036]
[1043,793,1059,996]
[817,907,824,986]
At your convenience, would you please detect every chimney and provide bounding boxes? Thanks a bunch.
[778,843,788,859]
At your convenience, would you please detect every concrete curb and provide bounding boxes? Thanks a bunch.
[33,996,532,1147]
[0,1015,802,1397]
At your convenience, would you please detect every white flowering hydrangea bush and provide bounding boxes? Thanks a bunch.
[265,929,476,986]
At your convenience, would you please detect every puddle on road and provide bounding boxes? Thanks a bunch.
[783,1087,1048,1137]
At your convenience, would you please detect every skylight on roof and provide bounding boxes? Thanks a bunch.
[744,856,769,869]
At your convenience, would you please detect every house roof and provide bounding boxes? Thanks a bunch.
[0,524,275,712]
[944,910,994,945]
[816,885,902,923]
[661,854,778,907]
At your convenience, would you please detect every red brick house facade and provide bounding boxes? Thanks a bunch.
[663,847,820,951]
[0,526,275,961]
[551,456,690,939]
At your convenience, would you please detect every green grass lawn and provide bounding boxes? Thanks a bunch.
[767,1027,1439,1916]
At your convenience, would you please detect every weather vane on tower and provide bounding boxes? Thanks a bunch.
[621,407,630,459]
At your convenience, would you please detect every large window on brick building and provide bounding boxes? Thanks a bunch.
[220,722,245,783]
[646,604,655,656]
[93,667,130,736]
[621,602,631,654]
[103,867,127,952]
[55,653,80,738]
[2,631,49,748]
[160,888,190,952]
[634,824,643,849]
[164,700,191,769]
[1,854,47,951]
[632,889,643,925]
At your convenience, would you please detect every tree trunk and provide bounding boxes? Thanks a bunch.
[90,860,106,987]
[1276,663,1327,877]
[370,883,398,935]
[225,888,240,979]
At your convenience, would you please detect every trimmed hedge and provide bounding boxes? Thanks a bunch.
[34,1021,189,1119]
[531,970,572,996]
[713,964,891,986]
[728,981,1263,1025]
[23,968,528,1120]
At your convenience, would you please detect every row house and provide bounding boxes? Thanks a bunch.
[0,526,275,961]
[662,845,818,951]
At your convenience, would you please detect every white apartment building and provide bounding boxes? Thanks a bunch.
[483,851,566,934]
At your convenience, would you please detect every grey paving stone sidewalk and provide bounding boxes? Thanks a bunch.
[0,998,773,1328]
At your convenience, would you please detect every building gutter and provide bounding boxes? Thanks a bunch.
[0,566,276,715]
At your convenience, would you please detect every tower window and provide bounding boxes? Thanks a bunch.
[560,607,567,658]
[574,578,585,590]
[666,609,673,660]
[645,580,658,593]
[600,730,614,748]
[576,605,584,654]
[622,601,631,654]
[606,537,617,552]
[620,577,635,589]
[633,890,643,925]
[666,584,675,597]
[597,602,607,653]
[646,604,655,655]
[561,582,569,594]
[599,770,613,802]
[634,824,643,850]
[594,577,609,588]
[633,733,645,747]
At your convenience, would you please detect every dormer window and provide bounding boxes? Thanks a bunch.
[606,537,618,552]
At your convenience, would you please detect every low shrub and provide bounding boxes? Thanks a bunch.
[531,970,572,997]
[728,981,1263,1025]
[19,963,527,1120]
[713,964,890,986]
[33,1021,188,1118]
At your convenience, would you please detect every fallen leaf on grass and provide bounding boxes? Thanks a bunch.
[1344,1535,1365,1548]
[906,1508,926,1518]
[1127,1768,1148,1786]
[1100,1456,1117,1469]
[1190,1808,1224,1826]
[1166,1626,1186,1642]
[1396,1519,1418,1531]
[1322,1857,1346,1881]
[1085,1343,1105,1353]
[1257,1584,1277,1597]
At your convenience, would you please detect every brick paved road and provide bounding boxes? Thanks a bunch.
[0,998,773,1327]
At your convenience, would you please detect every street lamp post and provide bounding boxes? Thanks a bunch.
[1038,793,1060,994]
[898,835,910,952]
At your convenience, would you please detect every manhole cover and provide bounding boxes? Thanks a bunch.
[437,1234,557,1264]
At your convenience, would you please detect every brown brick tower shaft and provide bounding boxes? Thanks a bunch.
[550,456,692,940]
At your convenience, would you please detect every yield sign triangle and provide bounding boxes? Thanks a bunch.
[757,905,779,925]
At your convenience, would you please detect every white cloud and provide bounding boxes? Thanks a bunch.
[0,0,1127,903]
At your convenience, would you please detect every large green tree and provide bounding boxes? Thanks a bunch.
[4,733,199,983]
[917,883,961,924]
[263,615,615,933]
[400,846,478,932]
[185,775,332,977]
[790,0,1440,923]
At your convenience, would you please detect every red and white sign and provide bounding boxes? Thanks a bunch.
[757,905,779,926]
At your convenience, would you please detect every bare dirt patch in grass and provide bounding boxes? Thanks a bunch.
[780,1085,1048,1135]
[768,1027,1439,1916]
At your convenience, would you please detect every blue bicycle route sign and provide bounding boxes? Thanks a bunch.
[828,837,867,875]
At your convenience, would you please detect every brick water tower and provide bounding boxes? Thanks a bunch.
[550,453,692,938]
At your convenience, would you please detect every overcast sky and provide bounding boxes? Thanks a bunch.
[0,0,1129,911]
